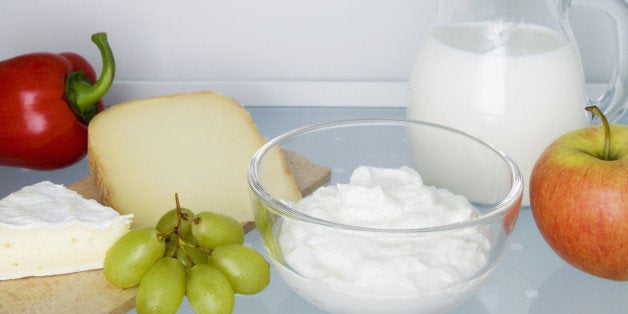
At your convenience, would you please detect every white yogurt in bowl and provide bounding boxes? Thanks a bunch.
[248,119,523,314]
[276,166,494,313]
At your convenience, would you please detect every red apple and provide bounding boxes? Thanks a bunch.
[529,106,627,281]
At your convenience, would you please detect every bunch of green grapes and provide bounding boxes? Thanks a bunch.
[103,194,270,314]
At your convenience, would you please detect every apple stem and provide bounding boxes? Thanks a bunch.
[585,106,611,161]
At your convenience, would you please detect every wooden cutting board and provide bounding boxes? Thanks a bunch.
[0,151,330,314]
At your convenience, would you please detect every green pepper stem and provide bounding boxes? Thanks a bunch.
[585,105,611,160]
[65,32,115,123]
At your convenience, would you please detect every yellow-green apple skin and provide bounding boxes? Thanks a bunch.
[530,124,627,281]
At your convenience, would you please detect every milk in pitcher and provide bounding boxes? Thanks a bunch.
[407,22,589,205]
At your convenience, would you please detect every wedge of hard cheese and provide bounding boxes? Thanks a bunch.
[0,181,133,280]
[87,91,302,228]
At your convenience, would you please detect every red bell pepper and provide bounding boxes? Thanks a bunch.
[0,32,115,170]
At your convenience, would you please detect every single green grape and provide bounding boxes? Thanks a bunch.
[209,244,270,295]
[191,211,244,249]
[186,264,234,314]
[156,207,195,240]
[163,234,179,258]
[164,233,210,268]
[179,245,210,266]
[172,245,210,268]
[103,228,166,288]
[135,257,186,314]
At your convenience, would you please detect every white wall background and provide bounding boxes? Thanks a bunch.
[0,0,621,105]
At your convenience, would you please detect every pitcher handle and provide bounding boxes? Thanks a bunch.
[571,0,628,123]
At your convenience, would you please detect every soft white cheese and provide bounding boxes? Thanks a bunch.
[0,181,133,280]
[277,166,493,313]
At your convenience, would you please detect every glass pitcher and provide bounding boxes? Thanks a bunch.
[407,0,627,206]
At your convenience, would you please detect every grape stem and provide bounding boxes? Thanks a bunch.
[168,193,213,264]
[175,193,183,237]
[179,239,214,255]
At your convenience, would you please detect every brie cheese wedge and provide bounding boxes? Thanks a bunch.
[0,181,133,280]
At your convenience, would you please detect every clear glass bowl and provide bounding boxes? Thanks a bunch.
[248,119,523,313]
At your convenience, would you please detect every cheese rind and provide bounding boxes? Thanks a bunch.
[87,91,302,228]
[0,181,133,280]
